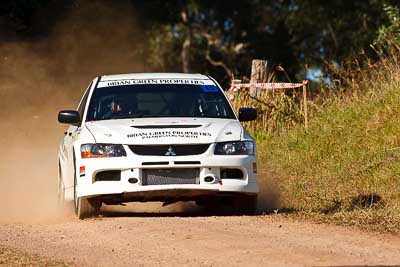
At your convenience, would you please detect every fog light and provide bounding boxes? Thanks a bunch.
[204,176,216,183]
[128,178,139,184]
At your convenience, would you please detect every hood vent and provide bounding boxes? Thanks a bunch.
[131,125,201,129]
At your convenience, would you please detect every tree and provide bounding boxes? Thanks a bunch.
[133,0,393,84]
[3,0,398,85]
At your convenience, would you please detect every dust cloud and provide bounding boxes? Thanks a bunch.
[0,0,277,221]
[0,0,144,222]
[257,171,281,213]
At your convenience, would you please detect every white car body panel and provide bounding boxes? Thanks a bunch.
[58,73,258,203]
[85,118,243,144]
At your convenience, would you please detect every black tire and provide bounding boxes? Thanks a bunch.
[232,195,258,215]
[73,152,101,219]
[57,161,65,207]
[76,197,101,219]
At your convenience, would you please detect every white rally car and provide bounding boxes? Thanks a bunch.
[58,73,259,219]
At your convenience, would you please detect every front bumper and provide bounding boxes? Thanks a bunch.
[76,145,258,201]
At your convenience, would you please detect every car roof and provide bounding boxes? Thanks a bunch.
[99,73,210,81]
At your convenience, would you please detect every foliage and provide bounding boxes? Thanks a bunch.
[2,0,399,84]
[258,48,400,232]
[131,0,395,85]
[231,89,303,135]
[146,25,181,72]
[228,64,305,135]
[375,4,400,47]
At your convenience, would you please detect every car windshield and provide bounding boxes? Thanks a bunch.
[86,83,236,121]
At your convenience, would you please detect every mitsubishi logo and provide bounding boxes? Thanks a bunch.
[165,146,177,156]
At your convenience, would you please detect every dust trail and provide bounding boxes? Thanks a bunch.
[257,171,281,213]
[0,0,144,222]
[0,0,275,220]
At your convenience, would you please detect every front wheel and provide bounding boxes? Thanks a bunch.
[73,154,101,219]
[57,161,65,207]
[75,196,101,219]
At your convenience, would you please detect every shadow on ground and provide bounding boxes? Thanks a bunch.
[87,170,285,219]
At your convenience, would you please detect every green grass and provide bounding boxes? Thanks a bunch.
[257,61,400,233]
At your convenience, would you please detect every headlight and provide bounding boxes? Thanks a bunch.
[81,144,127,158]
[214,141,254,155]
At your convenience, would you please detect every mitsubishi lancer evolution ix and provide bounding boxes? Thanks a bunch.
[58,73,258,219]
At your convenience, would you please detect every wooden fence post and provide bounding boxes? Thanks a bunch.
[250,59,268,97]
[302,80,308,129]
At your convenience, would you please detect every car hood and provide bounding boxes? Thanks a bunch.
[84,117,243,145]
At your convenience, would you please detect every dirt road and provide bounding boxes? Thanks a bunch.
[1,204,400,267]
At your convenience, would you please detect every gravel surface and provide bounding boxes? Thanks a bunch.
[1,205,400,267]
[0,245,68,266]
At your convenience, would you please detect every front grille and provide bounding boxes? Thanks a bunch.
[129,144,210,156]
[142,168,200,185]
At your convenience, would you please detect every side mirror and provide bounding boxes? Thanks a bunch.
[58,110,81,125]
[238,108,257,122]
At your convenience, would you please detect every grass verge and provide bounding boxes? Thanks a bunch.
[257,55,400,233]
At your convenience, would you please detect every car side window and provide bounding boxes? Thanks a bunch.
[77,82,93,120]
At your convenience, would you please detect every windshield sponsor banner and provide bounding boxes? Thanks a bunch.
[127,130,212,140]
[98,79,215,88]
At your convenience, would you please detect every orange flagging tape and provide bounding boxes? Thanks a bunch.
[228,80,308,92]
